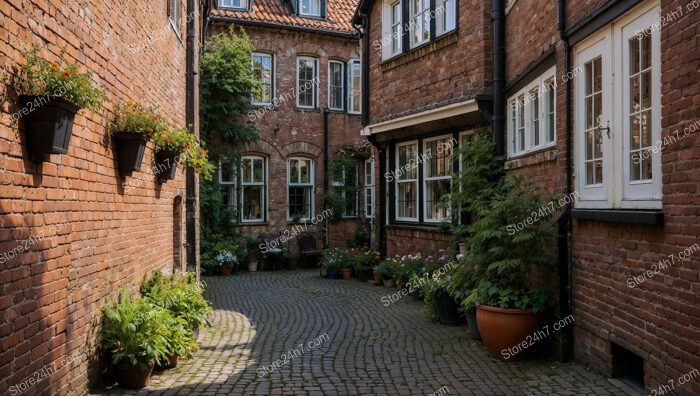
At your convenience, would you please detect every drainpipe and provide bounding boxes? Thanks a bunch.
[185,0,198,276]
[558,0,574,362]
[355,12,370,126]
[323,107,330,250]
[492,0,505,155]
[367,135,386,257]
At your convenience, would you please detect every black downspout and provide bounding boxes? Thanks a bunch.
[323,107,330,250]
[358,12,370,126]
[185,0,198,275]
[558,0,574,362]
[368,135,386,257]
[492,0,505,155]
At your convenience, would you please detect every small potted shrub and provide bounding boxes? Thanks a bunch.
[14,46,105,160]
[112,101,162,175]
[159,315,198,369]
[376,260,396,287]
[320,249,344,279]
[99,290,170,389]
[372,265,382,286]
[152,125,215,183]
[350,245,380,282]
[215,250,238,275]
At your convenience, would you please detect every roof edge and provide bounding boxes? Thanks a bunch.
[209,15,358,38]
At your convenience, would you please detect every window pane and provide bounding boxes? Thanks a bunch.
[221,162,234,183]
[426,179,451,220]
[329,62,343,109]
[398,144,418,180]
[299,160,311,183]
[398,182,417,218]
[243,186,263,220]
[289,186,311,218]
[584,57,603,186]
[546,82,555,143]
[298,58,316,107]
[350,62,361,112]
[242,159,252,183]
[628,34,653,182]
[289,159,300,184]
[531,89,540,147]
[252,159,264,183]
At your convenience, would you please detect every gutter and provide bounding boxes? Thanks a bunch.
[323,107,330,250]
[492,0,505,155]
[207,15,358,39]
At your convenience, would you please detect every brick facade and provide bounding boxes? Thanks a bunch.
[1,0,198,394]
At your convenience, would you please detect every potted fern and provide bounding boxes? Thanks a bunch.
[14,46,105,160]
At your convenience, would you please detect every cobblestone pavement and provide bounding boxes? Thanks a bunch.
[99,270,632,396]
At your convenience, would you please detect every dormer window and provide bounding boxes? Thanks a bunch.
[219,0,248,10]
[299,0,325,18]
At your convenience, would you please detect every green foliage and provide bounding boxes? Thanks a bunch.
[374,260,396,279]
[161,314,199,359]
[111,101,164,136]
[99,289,171,370]
[16,46,106,111]
[324,156,361,224]
[320,248,349,271]
[419,271,454,323]
[445,256,481,312]
[346,229,370,248]
[466,176,557,313]
[200,25,259,157]
[153,125,215,180]
[348,246,381,272]
[141,270,213,332]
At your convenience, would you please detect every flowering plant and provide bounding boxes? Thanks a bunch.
[112,101,164,136]
[350,245,381,272]
[420,271,454,323]
[153,125,216,181]
[215,250,238,267]
[321,248,349,271]
[16,46,105,111]
[445,253,481,312]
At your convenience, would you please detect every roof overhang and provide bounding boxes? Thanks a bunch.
[208,15,358,39]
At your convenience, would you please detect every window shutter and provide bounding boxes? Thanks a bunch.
[320,0,327,18]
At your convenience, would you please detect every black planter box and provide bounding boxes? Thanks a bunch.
[155,149,180,183]
[19,95,81,159]
[113,132,149,176]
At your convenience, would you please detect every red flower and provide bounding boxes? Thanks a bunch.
[146,127,152,132]
[51,63,59,70]
[63,71,71,78]
[466,267,472,273]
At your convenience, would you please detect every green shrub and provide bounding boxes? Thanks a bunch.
[142,271,213,333]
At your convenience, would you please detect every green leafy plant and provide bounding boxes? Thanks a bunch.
[16,46,105,111]
[111,101,164,136]
[419,271,454,323]
[320,248,349,272]
[349,245,381,272]
[99,290,171,370]
[445,254,481,313]
[161,314,198,359]
[375,259,396,280]
[141,271,213,333]
[153,125,215,181]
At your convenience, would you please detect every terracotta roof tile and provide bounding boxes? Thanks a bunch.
[211,0,359,34]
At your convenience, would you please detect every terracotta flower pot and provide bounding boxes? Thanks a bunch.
[219,265,231,276]
[373,271,382,286]
[476,305,543,360]
[341,268,352,280]
[115,362,154,389]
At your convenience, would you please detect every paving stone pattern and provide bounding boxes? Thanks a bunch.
[99,271,629,395]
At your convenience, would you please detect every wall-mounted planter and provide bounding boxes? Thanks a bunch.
[19,95,80,160]
[155,149,180,183]
[113,132,148,176]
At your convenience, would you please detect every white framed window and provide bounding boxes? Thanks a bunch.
[436,0,456,36]
[328,60,344,111]
[240,156,266,222]
[381,0,403,61]
[391,2,402,54]
[348,59,361,114]
[299,0,322,17]
[395,141,419,221]
[219,160,236,208]
[423,135,453,222]
[365,159,375,218]
[218,0,248,10]
[410,0,431,48]
[574,3,661,209]
[507,67,557,156]
[252,53,273,105]
[288,158,315,220]
[335,165,359,217]
[297,57,318,109]
[169,0,181,35]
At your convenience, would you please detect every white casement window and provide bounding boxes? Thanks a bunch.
[507,67,557,156]
[410,0,431,47]
[391,2,402,54]
[297,57,318,109]
[328,61,344,111]
[169,0,181,35]
[251,53,273,105]
[348,59,361,114]
[364,159,375,218]
[336,165,359,217]
[424,135,453,222]
[575,3,661,209]
[288,158,314,220]
[436,0,456,36]
[299,0,321,17]
[381,0,403,60]
[219,161,236,208]
[395,141,419,221]
[218,0,248,10]
[240,156,266,222]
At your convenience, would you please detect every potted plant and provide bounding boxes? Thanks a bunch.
[376,260,396,287]
[372,266,382,285]
[158,315,198,370]
[14,46,105,160]
[215,250,238,275]
[446,253,481,340]
[152,124,215,183]
[99,290,170,389]
[464,174,557,359]
[420,271,462,325]
[111,101,162,176]
[350,245,380,282]
[321,249,345,279]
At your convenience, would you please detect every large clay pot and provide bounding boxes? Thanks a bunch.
[476,305,543,360]
[115,362,154,389]
[341,268,352,280]
[219,265,231,276]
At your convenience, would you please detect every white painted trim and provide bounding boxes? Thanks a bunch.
[366,99,478,135]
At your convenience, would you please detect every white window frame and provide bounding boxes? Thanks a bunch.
[436,0,456,36]
[574,2,661,209]
[395,141,419,222]
[287,157,315,220]
[327,60,344,111]
[240,156,267,223]
[423,135,453,223]
[381,0,403,61]
[251,53,273,106]
[337,165,359,218]
[219,160,237,208]
[218,0,248,10]
[299,0,321,17]
[507,67,557,157]
[296,57,318,109]
[169,0,182,35]
[364,159,375,219]
[347,59,361,114]
[409,0,431,48]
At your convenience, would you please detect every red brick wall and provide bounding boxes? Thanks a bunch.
[207,24,367,256]
[365,0,493,125]
[385,226,450,258]
[0,1,196,394]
